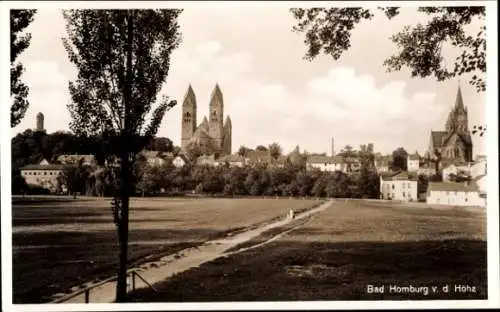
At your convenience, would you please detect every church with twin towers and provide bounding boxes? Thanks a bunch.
[181,83,232,156]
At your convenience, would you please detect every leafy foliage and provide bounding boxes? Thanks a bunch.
[290,7,486,92]
[268,142,283,160]
[58,160,92,196]
[391,147,408,171]
[10,9,37,127]
[237,145,253,157]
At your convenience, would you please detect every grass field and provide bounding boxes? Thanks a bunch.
[128,200,487,301]
[12,197,321,303]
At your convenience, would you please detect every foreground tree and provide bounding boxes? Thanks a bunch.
[237,145,252,157]
[290,7,486,92]
[268,142,282,161]
[62,9,182,302]
[10,9,37,127]
[391,147,408,171]
[59,159,91,197]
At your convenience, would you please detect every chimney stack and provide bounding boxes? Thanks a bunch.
[331,137,335,157]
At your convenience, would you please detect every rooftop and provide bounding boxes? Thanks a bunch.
[21,164,65,171]
[428,181,479,193]
[380,171,417,181]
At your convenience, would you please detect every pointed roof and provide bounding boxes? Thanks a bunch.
[454,84,465,110]
[210,83,223,103]
[183,84,196,106]
[224,115,232,127]
[199,116,209,131]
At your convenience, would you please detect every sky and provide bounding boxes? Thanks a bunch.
[11,4,487,156]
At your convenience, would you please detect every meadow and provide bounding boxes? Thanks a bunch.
[128,200,487,301]
[12,196,321,303]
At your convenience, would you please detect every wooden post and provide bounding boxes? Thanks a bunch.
[85,289,89,303]
[132,271,136,291]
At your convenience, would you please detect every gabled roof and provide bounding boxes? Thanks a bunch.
[198,117,209,132]
[216,154,245,163]
[21,163,65,170]
[408,154,419,161]
[307,155,343,164]
[380,171,417,181]
[430,131,448,149]
[441,131,473,148]
[428,181,478,193]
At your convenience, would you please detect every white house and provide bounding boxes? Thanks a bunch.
[426,181,485,207]
[407,154,420,172]
[306,155,346,172]
[442,162,471,181]
[20,159,66,192]
[379,171,418,201]
[215,154,246,167]
[172,155,188,168]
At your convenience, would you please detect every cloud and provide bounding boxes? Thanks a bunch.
[13,60,72,134]
[158,39,448,155]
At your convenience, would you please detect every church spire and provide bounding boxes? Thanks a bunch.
[210,82,223,102]
[183,84,196,106]
[454,84,464,110]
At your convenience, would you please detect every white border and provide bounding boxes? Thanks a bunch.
[1,1,498,311]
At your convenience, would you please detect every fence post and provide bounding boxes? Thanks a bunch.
[132,271,136,291]
[85,289,89,303]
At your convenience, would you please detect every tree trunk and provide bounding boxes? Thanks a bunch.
[115,11,134,303]
[116,151,130,302]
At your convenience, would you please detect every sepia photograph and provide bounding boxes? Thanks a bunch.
[1,1,498,311]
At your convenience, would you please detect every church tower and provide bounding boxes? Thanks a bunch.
[445,85,469,134]
[36,112,44,132]
[181,85,197,151]
[209,83,224,151]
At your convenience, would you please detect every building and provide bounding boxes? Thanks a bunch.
[139,150,172,167]
[441,162,471,181]
[215,154,246,167]
[35,112,45,132]
[20,159,65,192]
[181,84,232,156]
[306,155,345,172]
[416,165,437,177]
[172,155,188,168]
[426,181,485,207]
[379,171,418,201]
[196,154,217,166]
[426,85,473,164]
[56,154,97,166]
[407,154,420,172]
[374,156,391,173]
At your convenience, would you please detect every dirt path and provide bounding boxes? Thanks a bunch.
[52,200,332,303]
